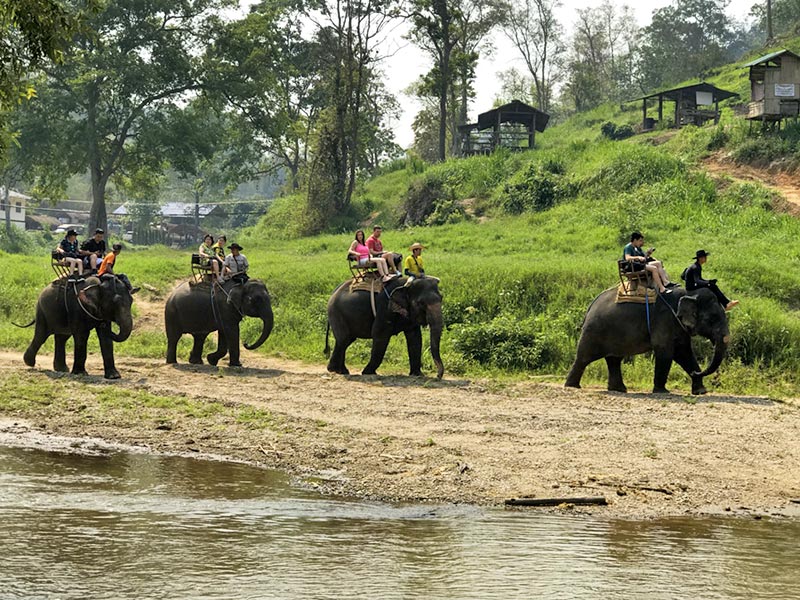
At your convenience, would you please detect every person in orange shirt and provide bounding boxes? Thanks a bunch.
[98,243,138,293]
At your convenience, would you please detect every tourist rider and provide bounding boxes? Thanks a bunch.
[684,249,739,311]
[349,229,392,281]
[623,231,673,294]
[366,225,401,275]
[80,228,106,274]
[198,233,222,281]
[212,235,227,264]
[404,242,426,281]
[57,229,84,280]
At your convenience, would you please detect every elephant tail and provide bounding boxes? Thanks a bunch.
[324,321,331,358]
[11,318,35,328]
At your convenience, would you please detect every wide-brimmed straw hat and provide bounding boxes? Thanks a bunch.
[409,242,425,251]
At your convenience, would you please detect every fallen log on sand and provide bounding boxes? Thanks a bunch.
[505,496,608,507]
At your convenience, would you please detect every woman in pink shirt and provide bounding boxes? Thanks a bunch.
[349,229,393,281]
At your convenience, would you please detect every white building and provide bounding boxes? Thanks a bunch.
[0,187,28,230]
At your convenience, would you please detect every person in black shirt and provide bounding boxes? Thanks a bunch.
[684,249,739,311]
[80,228,107,273]
[57,229,84,279]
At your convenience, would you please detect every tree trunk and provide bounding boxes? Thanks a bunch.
[87,84,109,234]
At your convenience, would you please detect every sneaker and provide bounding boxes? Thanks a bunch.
[661,288,672,294]
[666,282,678,288]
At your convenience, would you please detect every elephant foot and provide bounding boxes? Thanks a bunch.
[166,358,177,364]
[652,387,671,395]
[362,368,377,375]
[206,354,220,366]
[607,384,627,393]
[72,369,89,377]
[409,370,423,377]
[54,363,69,372]
[188,357,203,365]
[564,381,581,389]
[23,353,36,367]
[104,370,121,380]
[692,386,708,396]
[228,362,242,368]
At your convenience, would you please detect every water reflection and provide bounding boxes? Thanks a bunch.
[1,445,799,599]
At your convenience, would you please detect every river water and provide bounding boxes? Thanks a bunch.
[1,444,799,599]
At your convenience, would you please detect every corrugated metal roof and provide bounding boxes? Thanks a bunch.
[112,202,218,217]
[742,49,800,68]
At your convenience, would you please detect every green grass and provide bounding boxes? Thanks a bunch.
[4,39,800,399]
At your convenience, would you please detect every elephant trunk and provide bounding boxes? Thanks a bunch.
[109,306,133,343]
[244,306,274,350]
[427,303,444,379]
[694,338,728,378]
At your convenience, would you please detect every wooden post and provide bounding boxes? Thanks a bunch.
[529,113,536,148]
[675,92,681,127]
[642,98,647,129]
[495,110,501,150]
[715,99,720,124]
[658,95,663,124]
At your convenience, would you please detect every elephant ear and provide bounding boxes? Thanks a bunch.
[677,295,698,330]
[227,285,245,313]
[388,286,410,318]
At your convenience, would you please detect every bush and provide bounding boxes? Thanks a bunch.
[587,146,684,196]
[403,171,448,225]
[600,121,634,141]
[500,162,569,214]
[731,135,793,165]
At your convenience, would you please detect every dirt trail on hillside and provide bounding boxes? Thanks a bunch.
[703,155,800,213]
[2,331,800,518]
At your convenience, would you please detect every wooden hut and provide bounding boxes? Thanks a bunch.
[638,83,738,131]
[459,100,550,156]
[743,49,800,125]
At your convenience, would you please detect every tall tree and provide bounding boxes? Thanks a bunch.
[407,0,460,162]
[638,0,744,91]
[208,1,320,190]
[306,0,394,222]
[750,0,800,41]
[502,0,564,113]
[15,0,231,234]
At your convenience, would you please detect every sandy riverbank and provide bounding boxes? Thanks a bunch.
[2,350,799,519]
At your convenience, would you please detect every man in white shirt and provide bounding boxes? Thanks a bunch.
[222,243,249,283]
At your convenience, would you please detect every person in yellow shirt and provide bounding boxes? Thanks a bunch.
[403,242,426,281]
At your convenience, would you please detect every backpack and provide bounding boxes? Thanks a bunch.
[680,267,688,281]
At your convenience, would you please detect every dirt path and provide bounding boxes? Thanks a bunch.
[2,345,799,519]
[703,155,800,213]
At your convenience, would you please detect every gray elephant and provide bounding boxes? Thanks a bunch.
[19,275,135,379]
[325,277,444,378]
[165,279,273,367]
[565,287,730,395]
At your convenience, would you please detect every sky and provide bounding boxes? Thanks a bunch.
[381,0,758,148]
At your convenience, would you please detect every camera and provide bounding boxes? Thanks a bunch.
[647,247,656,254]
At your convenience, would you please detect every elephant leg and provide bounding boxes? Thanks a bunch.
[71,330,90,376]
[24,318,51,368]
[673,342,706,395]
[189,333,209,364]
[97,328,120,380]
[652,348,674,394]
[166,331,182,364]
[363,334,391,375]
[605,356,627,393]
[327,335,355,375]
[565,340,602,389]
[53,334,70,372]
[207,330,228,366]
[226,322,242,367]
[405,327,423,376]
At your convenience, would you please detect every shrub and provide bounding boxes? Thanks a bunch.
[600,121,634,141]
[403,171,448,225]
[587,146,684,196]
[500,162,568,214]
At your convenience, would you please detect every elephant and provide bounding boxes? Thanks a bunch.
[565,287,730,395]
[164,278,273,367]
[19,275,135,379]
[325,276,444,378]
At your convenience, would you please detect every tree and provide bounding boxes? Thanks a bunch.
[750,0,800,41]
[306,0,395,223]
[0,0,93,156]
[637,0,744,91]
[502,0,564,113]
[208,1,320,190]
[14,0,232,234]
[407,0,460,162]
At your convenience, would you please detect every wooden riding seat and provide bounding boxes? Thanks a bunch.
[348,254,378,283]
[617,259,652,293]
[191,253,214,283]
[51,250,71,279]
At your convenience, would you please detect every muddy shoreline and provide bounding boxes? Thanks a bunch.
[2,351,800,519]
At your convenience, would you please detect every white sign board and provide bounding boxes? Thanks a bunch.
[696,91,714,105]
[775,83,796,97]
